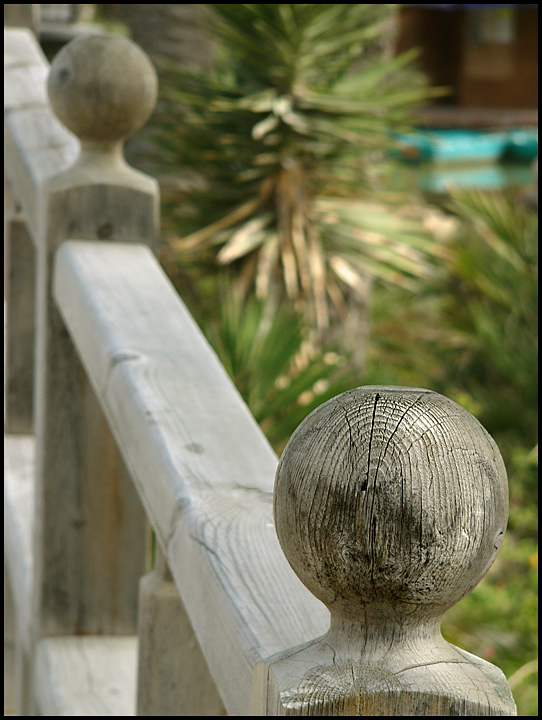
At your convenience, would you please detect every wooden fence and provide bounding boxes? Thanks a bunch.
[4,25,517,716]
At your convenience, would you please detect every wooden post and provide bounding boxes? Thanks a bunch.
[137,546,226,716]
[33,32,158,644]
[3,4,40,32]
[4,184,35,434]
[264,386,516,715]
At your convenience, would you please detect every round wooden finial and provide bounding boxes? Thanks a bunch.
[274,386,508,623]
[270,387,515,714]
[47,33,157,144]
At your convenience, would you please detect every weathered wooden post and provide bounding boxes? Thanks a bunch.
[35,32,158,644]
[4,189,36,434]
[33,31,224,714]
[137,546,226,716]
[267,386,516,715]
[21,36,157,710]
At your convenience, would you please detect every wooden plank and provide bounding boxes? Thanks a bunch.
[136,552,226,716]
[3,434,35,651]
[4,108,78,243]
[3,28,44,70]
[4,566,17,716]
[3,63,48,111]
[29,318,148,639]
[4,214,35,433]
[34,636,138,716]
[53,241,330,715]
[29,33,159,642]
[3,29,78,242]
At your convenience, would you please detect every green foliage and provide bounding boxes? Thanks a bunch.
[440,189,538,445]
[365,188,538,715]
[442,531,538,716]
[367,189,538,449]
[151,4,444,330]
[203,280,353,452]
[436,191,538,716]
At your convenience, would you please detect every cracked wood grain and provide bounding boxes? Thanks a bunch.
[260,386,516,715]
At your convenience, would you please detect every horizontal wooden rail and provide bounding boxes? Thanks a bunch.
[52,240,329,714]
[4,28,77,243]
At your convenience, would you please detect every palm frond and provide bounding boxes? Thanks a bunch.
[150,4,446,331]
[203,282,353,450]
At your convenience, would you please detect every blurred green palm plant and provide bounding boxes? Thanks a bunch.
[203,279,354,452]
[152,4,446,331]
[442,188,538,446]
[366,187,538,448]
[440,191,538,718]
[363,188,538,715]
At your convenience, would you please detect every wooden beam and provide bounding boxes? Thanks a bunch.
[3,29,78,242]
[4,435,35,651]
[136,548,226,715]
[4,210,35,433]
[34,637,138,715]
[53,240,330,715]
[31,32,159,643]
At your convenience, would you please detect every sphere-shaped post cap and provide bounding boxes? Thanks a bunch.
[274,386,509,623]
[47,33,158,144]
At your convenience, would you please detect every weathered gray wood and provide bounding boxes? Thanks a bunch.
[266,386,516,715]
[4,208,35,433]
[4,566,16,715]
[32,32,159,643]
[3,34,48,109]
[34,636,138,715]
[137,549,226,716]
[4,434,35,715]
[4,435,35,650]
[47,34,157,149]
[53,240,330,715]
[3,29,78,242]
[3,105,78,241]
[3,4,39,32]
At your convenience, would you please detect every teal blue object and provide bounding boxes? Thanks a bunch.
[394,128,538,163]
[418,163,534,193]
[504,129,539,161]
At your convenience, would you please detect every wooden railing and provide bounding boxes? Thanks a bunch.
[4,26,517,716]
